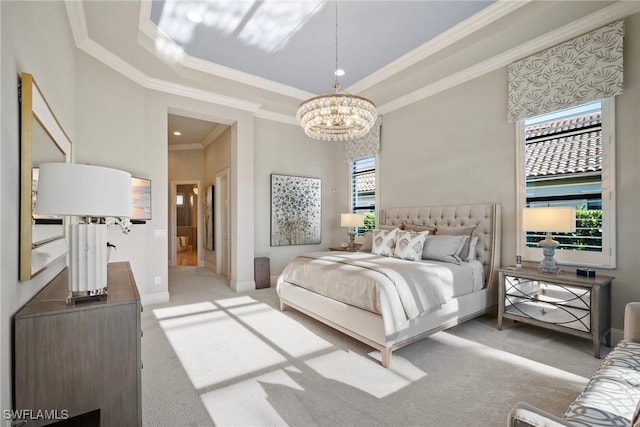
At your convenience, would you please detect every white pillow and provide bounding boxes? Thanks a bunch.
[422,235,468,264]
[393,230,429,262]
[371,228,398,257]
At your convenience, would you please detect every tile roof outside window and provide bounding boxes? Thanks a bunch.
[356,172,376,193]
[525,112,602,179]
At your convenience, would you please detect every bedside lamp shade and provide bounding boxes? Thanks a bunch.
[35,163,132,304]
[340,213,364,249]
[341,213,365,228]
[523,207,576,274]
[522,207,576,234]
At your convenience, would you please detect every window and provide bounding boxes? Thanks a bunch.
[350,156,376,235]
[517,98,616,268]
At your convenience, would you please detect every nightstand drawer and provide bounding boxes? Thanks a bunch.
[504,300,591,333]
[504,275,590,311]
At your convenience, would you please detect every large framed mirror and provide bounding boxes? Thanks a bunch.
[20,73,72,281]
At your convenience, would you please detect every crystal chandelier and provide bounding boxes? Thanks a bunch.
[296,2,377,141]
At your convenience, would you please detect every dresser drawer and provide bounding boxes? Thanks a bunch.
[504,275,590,310]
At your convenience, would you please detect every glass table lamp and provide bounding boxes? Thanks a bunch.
[340,213,365,249]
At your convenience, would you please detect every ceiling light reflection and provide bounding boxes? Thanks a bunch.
[155,0,324,53]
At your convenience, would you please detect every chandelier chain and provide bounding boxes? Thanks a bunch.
[334,1,339,90]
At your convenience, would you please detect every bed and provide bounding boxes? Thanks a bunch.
[276,203,502,367]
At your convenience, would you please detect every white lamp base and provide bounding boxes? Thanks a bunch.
[67,223,108,304]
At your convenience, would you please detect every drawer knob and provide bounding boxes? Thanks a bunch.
[541,308,547,316]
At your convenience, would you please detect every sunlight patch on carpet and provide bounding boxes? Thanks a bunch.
[434,332,591,384]
[157,304,286,389]
[153,301,216,319]
[306,350,427,398]
[201,369,301,427]
[229,302,333,358]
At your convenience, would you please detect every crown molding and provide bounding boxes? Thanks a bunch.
[168,143,203,152]
[65,0,264,114]
[147,78,261,112]
[137,4,314,101]
[201,125,228,149]
[67,0,640,125]
[347,0,530,94]
[254,109,299,126]
[379,1,640,115]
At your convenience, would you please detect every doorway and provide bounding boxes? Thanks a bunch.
[171,181,201,267]
[216,169,230,278]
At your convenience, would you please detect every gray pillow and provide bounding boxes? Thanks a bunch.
[422,235,468,264]
[436,226,477,260]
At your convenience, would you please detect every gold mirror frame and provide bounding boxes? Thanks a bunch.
[19,73,72,281]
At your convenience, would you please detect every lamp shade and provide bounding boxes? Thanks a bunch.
[340,213,365,228]
[35,163,132,217]
[522,207,576,232]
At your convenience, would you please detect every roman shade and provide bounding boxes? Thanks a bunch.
[508,21,624,123]
[344,116,382,162]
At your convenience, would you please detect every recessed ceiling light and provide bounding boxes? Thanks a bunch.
[187,11,202,23]
[334,69,345,77]
[173,131,182,136]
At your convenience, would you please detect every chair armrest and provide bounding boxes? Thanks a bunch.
[624,302,640,342]
[508,402,572,427]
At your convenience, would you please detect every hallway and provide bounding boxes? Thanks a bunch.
[177,248,198,266]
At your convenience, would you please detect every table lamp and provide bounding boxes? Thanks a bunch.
[35,163,132,303]
[522,206,576,274]
[340,213,365,249]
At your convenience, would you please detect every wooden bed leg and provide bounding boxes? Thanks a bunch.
[381,348,392,368]
[279,300,286,311]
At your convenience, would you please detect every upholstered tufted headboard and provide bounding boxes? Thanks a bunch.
[380,204,502,290]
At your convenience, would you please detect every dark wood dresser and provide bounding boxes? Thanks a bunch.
[14,262,142,427]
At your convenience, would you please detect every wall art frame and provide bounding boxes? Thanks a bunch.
[270,174,321,246]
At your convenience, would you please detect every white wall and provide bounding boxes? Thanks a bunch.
[0,0,77,414]
[377,13,640,332]
[253,118,344,277]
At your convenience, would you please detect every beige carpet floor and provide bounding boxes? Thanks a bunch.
[141,266,606,427]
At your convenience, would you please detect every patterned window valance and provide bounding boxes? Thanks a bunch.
[508,21,624,122]
[344,116,382,162]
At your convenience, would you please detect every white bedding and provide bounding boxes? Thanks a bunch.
[277,251,484,332]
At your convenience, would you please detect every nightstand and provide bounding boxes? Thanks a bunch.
[328,246,361,252]
[498,266,613,358]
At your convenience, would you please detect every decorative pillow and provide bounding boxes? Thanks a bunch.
[393,230,429,262]
[371,228,399,257]
[422,235,468,264]
[436,226,477,260]
[402,222,437,233]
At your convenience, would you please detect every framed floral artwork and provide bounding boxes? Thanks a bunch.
[270,174,321,246]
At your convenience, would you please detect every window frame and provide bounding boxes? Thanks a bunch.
[515,97,616,269]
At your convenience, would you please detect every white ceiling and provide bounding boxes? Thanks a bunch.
[149,0,493,94]
[70,1,638,147]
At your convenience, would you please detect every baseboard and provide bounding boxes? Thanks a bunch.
[141,291,170,307]
[231,279,256,292]
[203,260,216,271]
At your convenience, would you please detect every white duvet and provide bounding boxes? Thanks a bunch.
[277,251,484,331]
